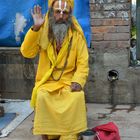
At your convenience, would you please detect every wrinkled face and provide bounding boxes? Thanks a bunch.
[53,0,71,22]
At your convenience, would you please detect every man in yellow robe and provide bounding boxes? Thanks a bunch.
[20,0,89,140]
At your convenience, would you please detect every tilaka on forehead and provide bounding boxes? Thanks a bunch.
[58,0,67,14]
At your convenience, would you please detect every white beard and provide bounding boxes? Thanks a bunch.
[52,23,68,44]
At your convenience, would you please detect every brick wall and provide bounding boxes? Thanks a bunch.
[84,0,140,104]
[90,0,130,50]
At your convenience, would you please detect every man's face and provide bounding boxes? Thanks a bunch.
[49,0,72,43]
[53,0,71,22]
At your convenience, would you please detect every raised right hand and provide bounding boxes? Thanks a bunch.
[31,5,45,31]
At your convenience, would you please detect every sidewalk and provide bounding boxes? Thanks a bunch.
[1,103,140,140]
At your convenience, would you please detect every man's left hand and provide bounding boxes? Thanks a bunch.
[70,82,82,92]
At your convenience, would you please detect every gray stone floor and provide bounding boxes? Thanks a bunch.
[1,103,140,140]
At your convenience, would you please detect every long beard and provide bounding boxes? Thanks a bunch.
[49,10,72,44]
[52,23,68,44]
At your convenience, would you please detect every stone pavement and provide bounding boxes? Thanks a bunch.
[1,103,140,140]
[87,104,140,140]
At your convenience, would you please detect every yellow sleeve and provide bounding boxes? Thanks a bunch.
[20,28,40,58]
[71,35,89,88]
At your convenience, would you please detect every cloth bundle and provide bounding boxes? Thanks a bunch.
[92,122,121,140]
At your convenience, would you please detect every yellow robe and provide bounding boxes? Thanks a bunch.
[20,23,89,136]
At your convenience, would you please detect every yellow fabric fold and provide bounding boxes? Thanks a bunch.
[60,134,77,140]
[30,28,72,108]
[33,88,87,135]
[30,10,87,108]
[30,67,54,107]
[20,28,40,58]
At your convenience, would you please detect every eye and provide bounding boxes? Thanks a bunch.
[63,10,69,15]
[54,9,61,14]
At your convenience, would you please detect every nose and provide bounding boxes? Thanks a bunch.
[59,13,63,19]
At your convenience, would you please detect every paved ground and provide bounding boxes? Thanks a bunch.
[1,103,140,140]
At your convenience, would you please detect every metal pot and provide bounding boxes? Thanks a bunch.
[81,129,96,140]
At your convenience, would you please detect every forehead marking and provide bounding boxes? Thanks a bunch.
[64,1,67,10]
[58,0,62,9]
[57,0,68,15]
